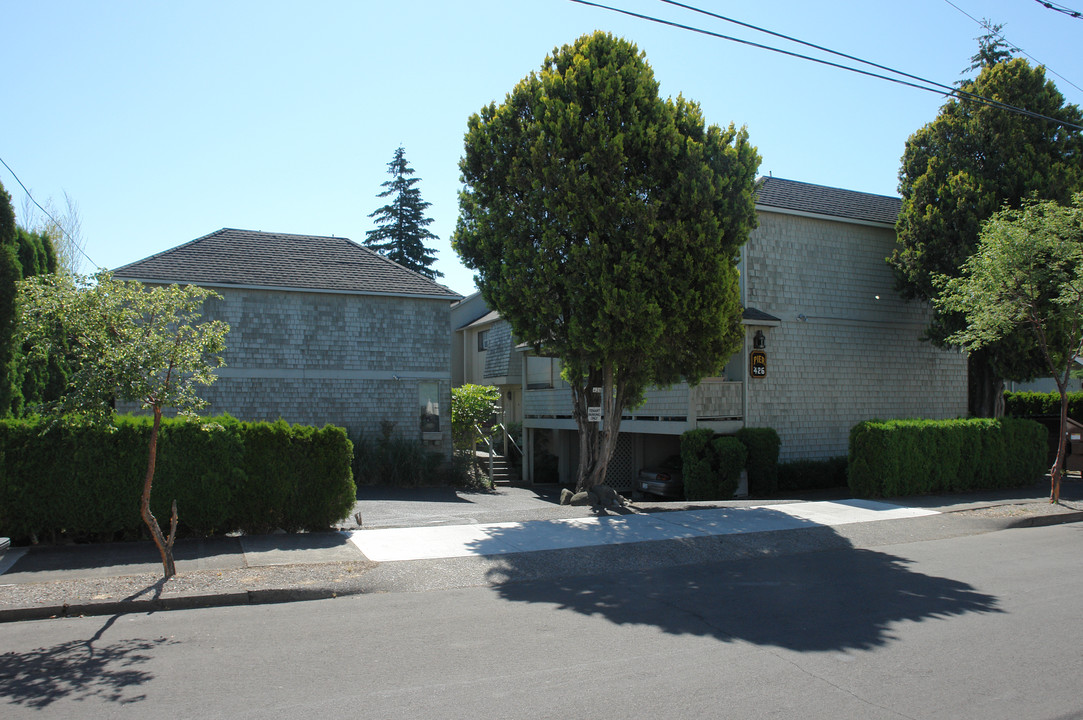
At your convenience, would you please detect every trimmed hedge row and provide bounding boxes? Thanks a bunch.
[736,427,781,496]
[1004,390,1083,418]
[848,417,1046,498]
[680,428,747,500]
[0,415,356,543]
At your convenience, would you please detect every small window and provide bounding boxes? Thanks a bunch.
[477,329,489,352]
[419,382,440,432]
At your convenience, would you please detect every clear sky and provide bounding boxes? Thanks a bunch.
[3,0,1081,296]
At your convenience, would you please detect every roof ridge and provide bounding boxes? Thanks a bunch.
[113,228,461,299]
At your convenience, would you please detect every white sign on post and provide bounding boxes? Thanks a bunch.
[587,406,602,422]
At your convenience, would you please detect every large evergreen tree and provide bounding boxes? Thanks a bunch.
[0,181,61,416]
[454,32,760,491]
[890,35,1083,416]
[364,146,443,280]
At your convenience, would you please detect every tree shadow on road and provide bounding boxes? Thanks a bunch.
[470,508,1001,653]
[0,583,176,708]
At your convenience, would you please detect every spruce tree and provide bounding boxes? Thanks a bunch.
[364,146,443,279]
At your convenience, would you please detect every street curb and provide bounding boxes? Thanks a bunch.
[2,506,1080,624]
[1004,510,1083,529]
[0,586,366,624]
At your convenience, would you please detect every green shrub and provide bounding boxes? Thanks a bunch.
[736,427,780,496]
[1004,391,1083,418]
[0,414,356,542]
[713,436,748,499]
[680,428,747,500]
[777,456,848,491]
[848,417,1045,498]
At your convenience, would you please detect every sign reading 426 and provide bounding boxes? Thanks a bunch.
[750,350,767,378]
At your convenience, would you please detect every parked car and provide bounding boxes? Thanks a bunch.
[637,455,683,498]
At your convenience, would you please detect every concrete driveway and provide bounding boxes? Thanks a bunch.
[350,484,570,529]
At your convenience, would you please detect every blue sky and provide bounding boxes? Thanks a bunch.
[3,0,1081,296]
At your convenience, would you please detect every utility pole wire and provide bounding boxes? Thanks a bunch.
[0,154,98,269]
[1033,0,1083,20]
[567,0,1083,131]
[941,0,1082,95]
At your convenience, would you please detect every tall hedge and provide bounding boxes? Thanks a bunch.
[680,428,747,500]
[0,415,356,542]
[848,417,1045,498]
[735,427,780,496]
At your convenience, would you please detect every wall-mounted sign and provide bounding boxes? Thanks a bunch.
[587,406,602,422]
[750,350,767,378]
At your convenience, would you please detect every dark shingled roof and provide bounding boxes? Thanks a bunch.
[755,177,901,226]
[113,228,460,299]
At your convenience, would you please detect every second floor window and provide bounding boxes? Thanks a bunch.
[478,329,489,352]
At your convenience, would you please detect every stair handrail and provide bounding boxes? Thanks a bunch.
[495,422,523,458]
[474,424,495,487]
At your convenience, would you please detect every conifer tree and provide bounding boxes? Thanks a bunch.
[364,146,443,280]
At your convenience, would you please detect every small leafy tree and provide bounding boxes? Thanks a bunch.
[454,32,760,491]
[451,384,501,478]
[364,146,443,280]
[16,272,229,577]
[937,194,1083,503]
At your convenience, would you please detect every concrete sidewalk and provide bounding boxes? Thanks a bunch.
[1,485,1081,622]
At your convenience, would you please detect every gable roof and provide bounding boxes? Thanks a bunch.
[113,228,461,300]
[755,177,901,226]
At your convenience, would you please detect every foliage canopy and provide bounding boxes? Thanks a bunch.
[890,50,1083,415]
[454,32,760,489]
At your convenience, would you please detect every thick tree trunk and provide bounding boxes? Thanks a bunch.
[141,405,178,579]
[571,364,626,492]
[967,350,1004,418]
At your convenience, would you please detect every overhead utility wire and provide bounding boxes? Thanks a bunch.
[940,0,1082,96]
[651,0,1083,128]
[0,154,98,269]
[567,0,1083,131]
[1033,0,1083,20]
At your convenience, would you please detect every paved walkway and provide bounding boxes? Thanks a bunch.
[349,499,939,561]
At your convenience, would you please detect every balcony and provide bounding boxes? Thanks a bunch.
[524,379,743,431]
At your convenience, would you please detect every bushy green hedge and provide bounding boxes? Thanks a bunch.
[778,456,848,492]
[0,415,356,543]
[1004,391,1083,418]
[736,427,780,496]
[848,417,1046,498]
[680,428,747,500]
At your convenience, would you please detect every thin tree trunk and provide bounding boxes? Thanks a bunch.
[1051,390,1068,504]
[141,405,178,579]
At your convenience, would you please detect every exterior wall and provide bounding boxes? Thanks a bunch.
[450,292,488,386]
[123,287,454,455]
[744,211,967,460]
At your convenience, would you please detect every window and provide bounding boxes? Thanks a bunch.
[527,355,554,389]
[419,382,440,432]
[477,329,489,352]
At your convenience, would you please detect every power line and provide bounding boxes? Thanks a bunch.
[941,0,1082,96]
[1033,0,1083,20]
[566,0,1083,131]
[0,154,98,270]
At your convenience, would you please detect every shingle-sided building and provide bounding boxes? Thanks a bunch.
[516,177,968,487]
[113,228,461,454]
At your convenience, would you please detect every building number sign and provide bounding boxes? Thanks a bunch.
[750,350,767,378]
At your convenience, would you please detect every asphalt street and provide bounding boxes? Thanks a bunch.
[2,522,1081,719]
